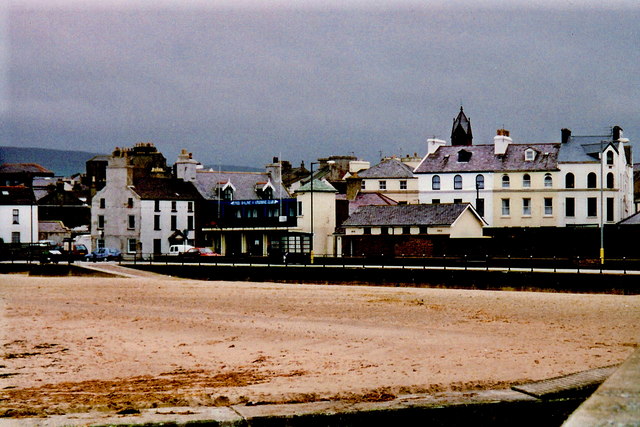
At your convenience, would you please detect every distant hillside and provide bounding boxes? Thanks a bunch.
[0,146,262,177]
[0,146,103,177]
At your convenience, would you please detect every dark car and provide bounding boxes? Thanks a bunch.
[39,247,64,264]
[85,248,122,262]
[71,244,88,260]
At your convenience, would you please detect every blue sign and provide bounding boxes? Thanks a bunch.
[229,200,279,206]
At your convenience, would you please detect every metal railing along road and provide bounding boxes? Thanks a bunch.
[119,252,640,275]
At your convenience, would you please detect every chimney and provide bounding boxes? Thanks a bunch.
[427,138,446,156]
[561,128,571,144]
[494,129,512,155]
[174,148,198,182]
[345,176,361,201]
[613,126,623,141]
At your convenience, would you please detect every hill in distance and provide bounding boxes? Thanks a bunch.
[0,146,261,177]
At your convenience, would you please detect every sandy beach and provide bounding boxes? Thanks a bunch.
[1,273,639,416]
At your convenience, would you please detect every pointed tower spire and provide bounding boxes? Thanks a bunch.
[451,106,473,146]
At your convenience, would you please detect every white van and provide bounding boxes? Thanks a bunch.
[169,244,194,256]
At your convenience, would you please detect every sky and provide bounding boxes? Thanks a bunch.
[2,0,640,169]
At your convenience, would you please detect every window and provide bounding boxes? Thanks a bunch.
[402,226,411,235]
[127,238,137,253]
[400,180,407,190]
[607,173,614,189]
[454,174,462,190]
[262,188,273,200]
[502,175,510,188]
[454,198,463,204]
[566,198,575,217]
[432,199,440,204]
[544,198,553,216]
[128,215,135,229]
[297,201,303,216]
[565,173,575,189]
[100,198,105,209]
[432,175,441,190]
[12,209,19,224]
[154,200,160,212]
[127,198,134,208]
[587,197,598,217]
[475,174,484,189]
[476,198,485,217]
[607,197,614,222]
[171,215,177,230]
[188,201,193,212]
[587,173,597,188]
[501,199,510,216]
[525,149,535,161]
[97,239,105,249]
[522,174,531,188]
[522,198,531,216]
[187,216,194,230]
[379,180,387,190]
[606,151,614,165]
[222,187,234,201]
[98,215,105,229]
[544,173,553,188]
[457,149,472,162]
[363,227,371,235]
[361,180,366,190]
[11,232,20,243]
[171,201,177,212]
[154,215,161,230]
[380,227,389,235]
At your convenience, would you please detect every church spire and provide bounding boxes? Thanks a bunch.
[451,106,473,146]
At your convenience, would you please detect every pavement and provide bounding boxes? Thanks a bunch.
[563,347,640,426]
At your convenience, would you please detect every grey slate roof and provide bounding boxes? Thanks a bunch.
[342,203,471,227]
[358,158,415,179]
[195,170,289,200]
[0,186,35,205]
[618,211,640,225]
[414,144,560,174]
[296,179,337,193]
[130,178,202,201]
[558,136,617,163]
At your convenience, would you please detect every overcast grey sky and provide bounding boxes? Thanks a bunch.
[3,1,639,168]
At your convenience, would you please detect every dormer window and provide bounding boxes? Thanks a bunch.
[222,187,234,201]
[262,187,273,200]
[525,148,536,161]
[457,149,472,163]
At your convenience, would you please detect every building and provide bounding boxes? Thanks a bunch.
[91,144,202,257]
[354,157,418,204]
[176,150,299,257]
[337,203,485,257]
[0,163,54,187]
[294,179,338,257]
[0,186,38,244]
[414,108,633,228]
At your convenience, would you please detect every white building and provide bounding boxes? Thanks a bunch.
[0,186,38,244]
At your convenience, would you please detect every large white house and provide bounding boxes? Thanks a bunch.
[414,108,633,227]
[90,145,202,257]
[0,186,38,244]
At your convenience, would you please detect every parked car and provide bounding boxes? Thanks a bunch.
[85,248,122,262]
[39,247,64,264]
[71,244,88,260]
[169,244,194,256]
[179,247,221,258]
